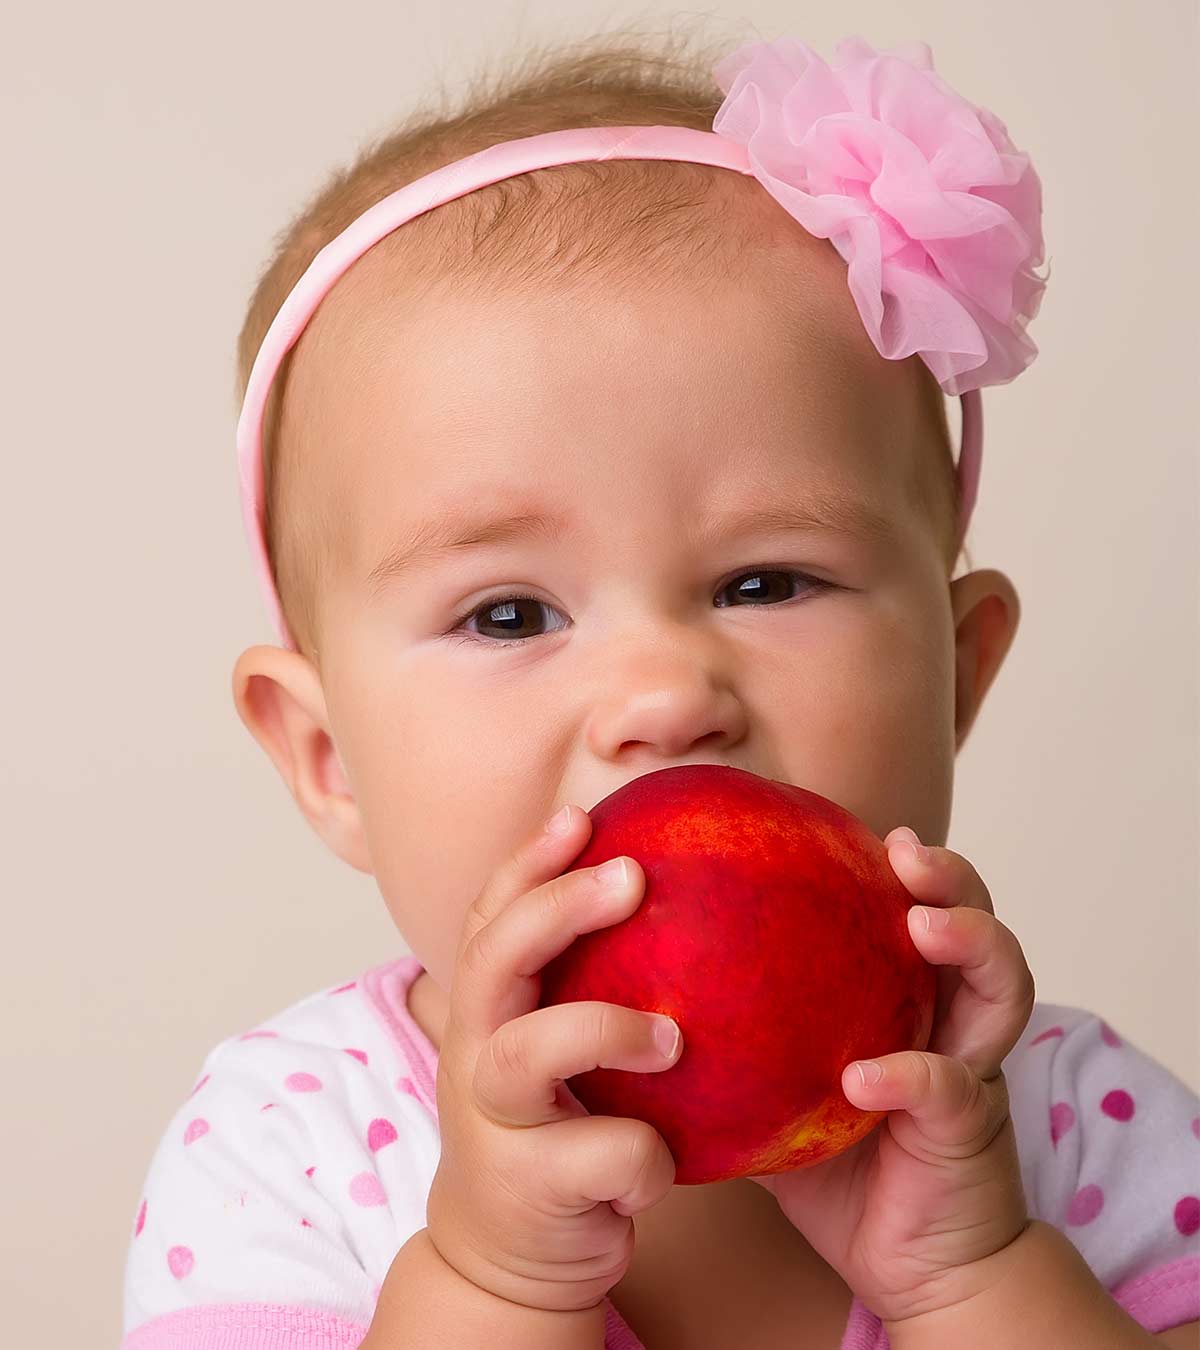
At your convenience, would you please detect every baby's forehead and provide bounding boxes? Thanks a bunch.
[302,184,873,379]
[286,240,938,571]
[306,246,908,430]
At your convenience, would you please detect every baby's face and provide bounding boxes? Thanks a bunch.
[237,230,1016,1042]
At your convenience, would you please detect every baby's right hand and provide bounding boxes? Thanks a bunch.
[424,803,683,1315]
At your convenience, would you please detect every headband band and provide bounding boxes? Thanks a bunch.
[236,37,1046,652]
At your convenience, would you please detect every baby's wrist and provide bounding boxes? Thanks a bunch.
[880,1220,1138,1350]
[878,1217,1035,1338]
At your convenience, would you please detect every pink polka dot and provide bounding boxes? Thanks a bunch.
[1066,1184,1105,1226]
[134,1199,147,1237]
[183,1118,210,1146]
[284,1072,323,1093]
[1191,1117,1200,1141]
[1031,1027,1064,1047]
[1101,1090,1135,1122]
[396,1076,417,1097]
[167,1245,194,1279]
[300,1217,313,1228]
[260,1102,277,1112]
[1050,1102,1076,1146]
[329,981,357,995]
[368,1118,398,1152]
[349,1171,387,1207]
[239,1029,279,1040]
[188,1073,210,1098]
[343,1048,369,1066]
[1175,1196,1200,1237]
[304,1166,316,1178]
[1099,1021,1122,1048]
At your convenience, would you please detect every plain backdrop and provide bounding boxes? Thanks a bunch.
[4,1,1197,1342]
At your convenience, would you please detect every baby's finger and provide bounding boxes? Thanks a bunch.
[457,804,591,961]
[537,1114,678,1218]
[884,829,996,917]
[457,852,645,1045]
[474,1000,682,1129]
[906,904,1036,1079]
[841,1049,1011,1161]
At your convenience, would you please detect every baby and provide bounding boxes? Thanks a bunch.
[121,29,1200,1350]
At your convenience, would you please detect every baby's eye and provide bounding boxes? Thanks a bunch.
[445,569,834,649]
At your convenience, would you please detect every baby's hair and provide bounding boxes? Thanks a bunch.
[234,21,966,663]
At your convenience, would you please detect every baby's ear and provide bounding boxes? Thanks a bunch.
[948,568,1021,753]
[231,645,372,874]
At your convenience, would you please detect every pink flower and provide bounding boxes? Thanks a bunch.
[712,35,1049,395]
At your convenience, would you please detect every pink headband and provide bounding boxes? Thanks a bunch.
[236,34,1047,652]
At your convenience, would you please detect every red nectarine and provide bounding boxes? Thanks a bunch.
[538,764,936,1185]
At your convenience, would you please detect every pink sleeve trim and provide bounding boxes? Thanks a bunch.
[123,1297,648,1350]
[839,1296,885,1348]
[122,1303,371,1348]
[1109,1255,1200,1334]
[603,1299,646,1348]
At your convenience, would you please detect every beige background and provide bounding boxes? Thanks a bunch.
[5,0,1197,1342]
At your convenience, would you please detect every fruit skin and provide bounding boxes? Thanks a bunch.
[538,765,936,1186]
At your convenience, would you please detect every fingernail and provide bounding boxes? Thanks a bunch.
[655,1017,681,1059]
[854,1060,884,1086]
[595,856,630,889]
[892,828,933,864]
[913,904,950,932]
[894,840,919,868]
[545,805,574,837]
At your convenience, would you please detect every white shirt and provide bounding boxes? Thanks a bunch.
[122,954,1200,1347]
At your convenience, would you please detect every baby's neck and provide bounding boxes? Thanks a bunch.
[406,969,449,1052]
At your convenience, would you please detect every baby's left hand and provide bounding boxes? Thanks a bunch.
[749,828,1038,1327]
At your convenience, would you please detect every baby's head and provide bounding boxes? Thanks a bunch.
[231,32,1019,1042]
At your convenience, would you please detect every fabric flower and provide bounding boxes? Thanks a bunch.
[712,35,1049,395]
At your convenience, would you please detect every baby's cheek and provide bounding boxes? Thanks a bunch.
[788,599,954,841]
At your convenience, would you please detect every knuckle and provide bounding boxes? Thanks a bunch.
[993,918,1037,1005]
[990,1081,1016,1139]
[540,873,579,921]
[963,905,993,943]
[976,911,1004,961]
[985,1070,1012,1111]
[461,883,499,941]
[959,1067,1003,1144]
[975,1077,1012,1149]
[1014,960,1037,1011]
[959,855,996,914]
[589,1001,619,1053]
[1009,947,1036,1006]
[902,1050,936,1094]
[485,1023,528,1084]
[618,1118,660,1178]
[958,854,983,887]
[958,1061,988,1116]
[460,926,492,982]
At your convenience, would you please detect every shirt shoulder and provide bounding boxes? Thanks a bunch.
[122,956,440,1346]
[1002,1001,1200,1329]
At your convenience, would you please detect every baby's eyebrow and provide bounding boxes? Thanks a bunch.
[365,492,898,596]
